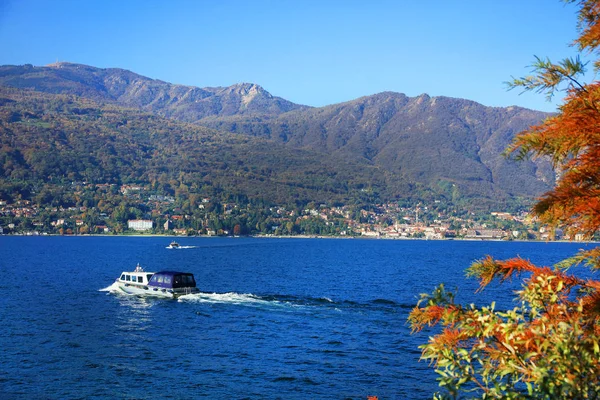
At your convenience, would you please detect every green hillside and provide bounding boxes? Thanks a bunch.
[0,62,555,211]
[0,87,417,208]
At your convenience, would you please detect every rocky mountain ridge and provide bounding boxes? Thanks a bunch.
[0,62,306,119]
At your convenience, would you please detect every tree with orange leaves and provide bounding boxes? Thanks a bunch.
[409,1,600,398]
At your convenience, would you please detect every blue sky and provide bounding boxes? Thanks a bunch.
[0,0,587,112]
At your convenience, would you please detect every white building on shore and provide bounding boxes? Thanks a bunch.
[128,219,153,231]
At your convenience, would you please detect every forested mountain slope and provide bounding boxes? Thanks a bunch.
[202,92,554,201]
[0,63,555,209]
[0,88,409,206]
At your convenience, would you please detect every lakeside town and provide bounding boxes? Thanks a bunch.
[0,182,586,241]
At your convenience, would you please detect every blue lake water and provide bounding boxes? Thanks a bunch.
[0,237,595,399]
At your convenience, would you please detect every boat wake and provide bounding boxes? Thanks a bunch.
[99,281,121,293]
[178,292,282,307]
[166,245,197,249]
[178,292,411,313]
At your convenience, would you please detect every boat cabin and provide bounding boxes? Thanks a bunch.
[119,271,154,285]
[148,271,197,289]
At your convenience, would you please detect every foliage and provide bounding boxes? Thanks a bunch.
[410,1,600,398]
[409,259,600,399]
[505,1,600,240]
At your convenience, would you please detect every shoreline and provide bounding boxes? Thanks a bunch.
[0,232,596,244]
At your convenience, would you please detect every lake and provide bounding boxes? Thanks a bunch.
[0,237,594,399]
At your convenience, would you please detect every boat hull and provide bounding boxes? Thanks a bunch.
[115,281,199,298]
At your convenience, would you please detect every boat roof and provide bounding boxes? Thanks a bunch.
[122,270,155,274]
[153,271,194,276]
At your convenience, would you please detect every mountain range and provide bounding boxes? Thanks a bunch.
[0,62,554,210]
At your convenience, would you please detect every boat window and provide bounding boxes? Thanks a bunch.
[164,276,171,284]
[157,276,164,283]
[121,274,125,280]
[147,274,153,282]
[126,275,131,281]
[137,276,143,283]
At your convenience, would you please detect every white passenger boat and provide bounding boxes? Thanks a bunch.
[166,241,180,249]
[114,263,200,298]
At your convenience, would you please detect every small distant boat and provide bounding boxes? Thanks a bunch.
[167,241,180,249]
[114,263,200,298]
